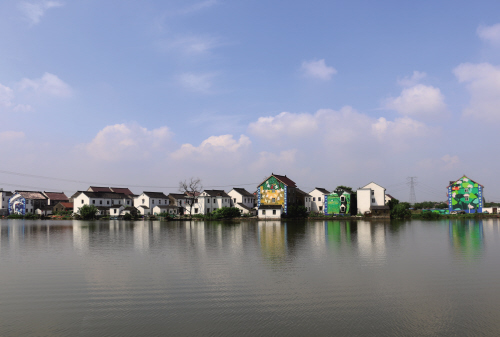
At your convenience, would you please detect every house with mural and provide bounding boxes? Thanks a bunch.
[324,187,357,216]
[257,173,297,218]
[447,175,484,213]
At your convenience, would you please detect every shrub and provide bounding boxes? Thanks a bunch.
[211,207,241,219]
[286,205,308,218]
[123,213,132,220]
[79,205,99,220]
[391,202,412,219]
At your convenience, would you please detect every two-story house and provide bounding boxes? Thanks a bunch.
[257,173,298,218]
[72,191,132,215]
[357,182,389,216]
[9,191,48,215]
[197,190,231,214]
[228,188,256,215]
[43,191,69,206]
[0,189,13,215]
[308,188,330,213]
[448,175,484,213]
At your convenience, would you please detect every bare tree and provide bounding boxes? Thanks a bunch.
[179,177,203,216]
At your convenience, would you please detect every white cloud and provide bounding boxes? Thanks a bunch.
[454,62,500,121]
[384,84,448,118]
[301,59,337,80]
[0,131,25,142]
[248,111,319,140]
[18,72,72,97]
[84,123,172,161]
[251,149,297,171]
[178,72,215,93]
[19,1,63,25]
[441,154,460,171]
[372,116,430,141]
[477,23,500,45]
[398,71,427,87]
[0,84,14,107]
[171,134,251,161]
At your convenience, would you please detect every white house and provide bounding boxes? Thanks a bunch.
[0,189,12,215]
[136,205,150,215]
[134,191,169,209]
[110,205,136,217]
[228,188,256,215]
[308,188,330,213]
[15,191,48,214]
[357,182,389,216]
[153,205,179,215]
[72,191,132,215]
[197,190,231,214]
[258,205,282,219]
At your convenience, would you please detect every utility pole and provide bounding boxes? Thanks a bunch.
[407,177,417,204]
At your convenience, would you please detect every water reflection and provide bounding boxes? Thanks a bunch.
[449,219,484,259]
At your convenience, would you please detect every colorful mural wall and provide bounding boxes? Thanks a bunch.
[422,209,450,215]
[324,189,354,215]
[8,193,26,215]
[258,176,287,212]
[448,176,483,213]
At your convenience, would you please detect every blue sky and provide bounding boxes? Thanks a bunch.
[1,0,500,202]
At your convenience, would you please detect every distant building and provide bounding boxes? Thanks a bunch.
[11,191,48,215]
[0,189,13,215]
[357,182,389,216]
[257,173,297,217]
[43,191,69,206]
[72,191,132,215]
[308,188,330,213]
[228,188,256,215]
[325,188,357,216]
[134,192,169,209]
[53,202,74,214]
[197,190,231,214]
[448,175,484,213]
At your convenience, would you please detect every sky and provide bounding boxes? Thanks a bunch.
[1,0,500,202]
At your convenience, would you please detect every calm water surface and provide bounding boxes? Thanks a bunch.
[1,219,500,336]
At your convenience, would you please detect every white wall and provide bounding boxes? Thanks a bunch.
[258,208,281,219]
[357,189,371,214]
[228,189,255,209]
[362,182,386,206]
[309,189,327,213]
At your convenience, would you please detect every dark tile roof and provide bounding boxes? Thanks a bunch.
[296,188,311,197]
[237,203,253,211]
[154,205,179,209]
[44,192,69,201]
[259,205,283,210]
[313,187,330,194]
[0,190,13,195]
[137,205,150,209]
[202,190,230,197]
[385,194,394,199]
[169,193,186,199]
[370,205,390,210]
[96,206,110,210]
[75,191,129,199]
[143,191,168,198]
[88,186,113,192]
[59,202,74,209]
[16,191,47,200]
[258,174,297,188]
[231,188,253,197]
[110,187,134,195]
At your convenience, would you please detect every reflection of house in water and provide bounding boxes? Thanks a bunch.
[258,222,287,262]
[449,220,483,258]
[356,221,387,263]
[73,223,89,252]
[324,221,356,248]
[134,222,150,252]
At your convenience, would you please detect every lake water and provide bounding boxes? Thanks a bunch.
[1,219,500,336]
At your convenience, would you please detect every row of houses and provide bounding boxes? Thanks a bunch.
[0,173,487,218]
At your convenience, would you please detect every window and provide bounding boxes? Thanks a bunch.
[319,206,323,211]
[114,209,117,214]
[464,188,469,193]
[372,198,375,203]
[142,199,145,203]
[233,198,236,203]
[262,210,266,215]
[127,201,130,205]
[313,197,316,201]
[213,199,216,203]
[340,196,345,202]
[107,201,110,205]
[465,196,469,201]
[152,200,155,204]
[318,197,321,202]
[81,200,84,204]
[272,198,276,202]
[273,210,276,215]
[207,208,210,213]
[159,200,161,204]
[371,191,374,196]
[195,208,198,214]
[207,199,210,203]
[92,200,95,204]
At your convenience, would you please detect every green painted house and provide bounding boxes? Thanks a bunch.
[324,188,357,216]
[447,175,484,213]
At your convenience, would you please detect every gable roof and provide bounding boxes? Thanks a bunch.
[258,173,297,188]
[231,188,254,197]
[202,190,230,197]
[311,187,330,195]
[142,191,168,198]
[58,202,74,209]
[43,192,69,201]
[361,182,386,191]
[296,188,311,197]
[110,187,134,195]
[16,191,47,200]
[73,191,128,199]
[447,175,484,188]
[88,186,113,192]
[169,193,186,199]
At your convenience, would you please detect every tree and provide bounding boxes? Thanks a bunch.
[336,185,354,193]
[179,177,203,216]
[79,204,99,220]
[390,199,411,219]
